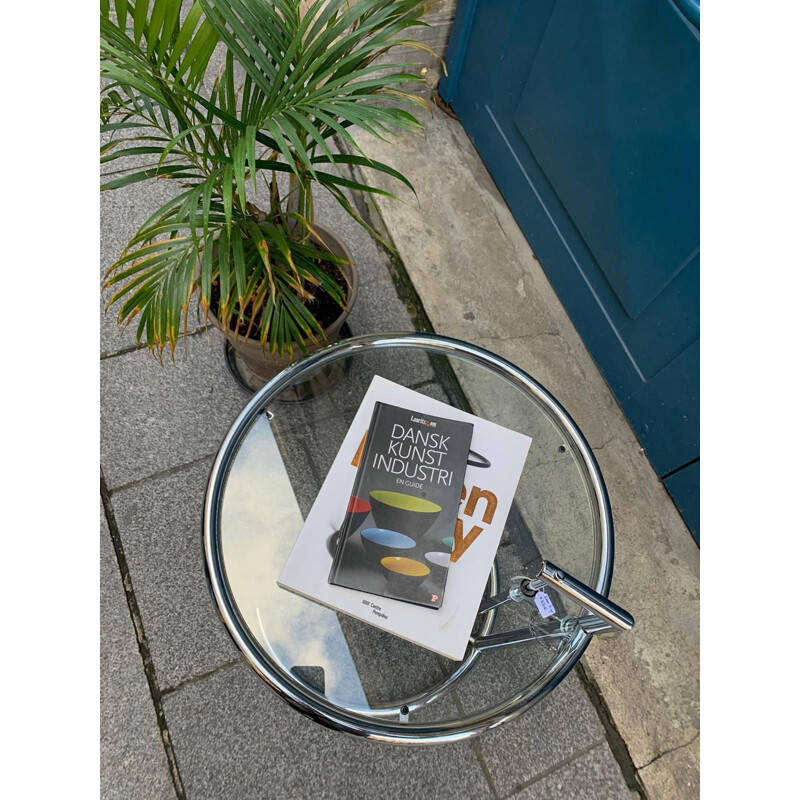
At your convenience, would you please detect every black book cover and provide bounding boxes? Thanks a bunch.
[328,402,473,609]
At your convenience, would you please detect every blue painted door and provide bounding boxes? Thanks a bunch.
[441,0,700,542]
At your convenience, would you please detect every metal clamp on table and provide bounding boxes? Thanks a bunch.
[473,561,634,651]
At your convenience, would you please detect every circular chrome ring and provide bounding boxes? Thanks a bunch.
[204,333,614,743]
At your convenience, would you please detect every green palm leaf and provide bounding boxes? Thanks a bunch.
[101,0,429,359]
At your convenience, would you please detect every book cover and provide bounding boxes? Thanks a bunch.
[277,376,532,661]
[328,402,474,609]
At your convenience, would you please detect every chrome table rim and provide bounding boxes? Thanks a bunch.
[204,332,613,743]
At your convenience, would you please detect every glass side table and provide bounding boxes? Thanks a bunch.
[204,333,633,743]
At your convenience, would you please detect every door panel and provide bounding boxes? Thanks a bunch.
[441,0,699,538]
[619,253,698,383]
[512,0,699,320]
[664,460,700,544]
[621,338,699,476]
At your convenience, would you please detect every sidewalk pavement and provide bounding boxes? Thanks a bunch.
[100,107,694,799]
[350,105,700,800]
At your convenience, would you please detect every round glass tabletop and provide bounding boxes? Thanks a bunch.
[204,333,613,743]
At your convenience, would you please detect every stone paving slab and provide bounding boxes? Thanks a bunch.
[108,459,240,690]
[325,349,437,415]
[514,743,635,800]
[163,663,493,800]
[100,328,249,489]
[330,614,450,707]
[580,435,700,764]
[637,736,699,799]
[348,265,420,333]
[100,178,202,358]
[100,502,175,799]
[464,672,607,798]
[353,106,700,798]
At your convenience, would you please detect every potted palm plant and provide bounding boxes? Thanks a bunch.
[101,0,432,379]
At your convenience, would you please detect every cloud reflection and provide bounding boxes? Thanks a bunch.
[219,415,368,708]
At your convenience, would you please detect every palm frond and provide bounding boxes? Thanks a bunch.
[101,0,429,359]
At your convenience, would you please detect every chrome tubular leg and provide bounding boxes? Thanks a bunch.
[537,561,634,632]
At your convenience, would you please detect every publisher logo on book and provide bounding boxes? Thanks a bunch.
[410,414,437,428]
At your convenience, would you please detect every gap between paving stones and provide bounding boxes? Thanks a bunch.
[107,453,217,496]
[502,740,606,800]
[100,472,186,800]
[100,324,210,361]
[472,740,501,800]
[576,662,647,798]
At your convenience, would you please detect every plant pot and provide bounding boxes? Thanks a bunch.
[208,223,358,385]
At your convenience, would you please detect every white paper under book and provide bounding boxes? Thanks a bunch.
[278,375,532,661]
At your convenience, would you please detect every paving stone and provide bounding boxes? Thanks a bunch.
[319,347,437,417]
[638,735,699,800]
[269,417,342,518]
[515,743,634,800]
[100,328,250,489]
[100,501,175,799]
[268,391,341,433]
[163,663,492,800]
[100,176,208,358]
[333,614,448,706]
[347,265,418,335]
[464,671,606,797]
[310,181,394,287]
[109,460,240,690]
[585,439,699,769]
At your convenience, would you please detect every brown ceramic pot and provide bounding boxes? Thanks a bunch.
[208,223,357,383]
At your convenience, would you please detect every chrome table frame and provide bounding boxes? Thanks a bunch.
[204,333,629,744]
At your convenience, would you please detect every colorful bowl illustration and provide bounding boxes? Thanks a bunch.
[369,490,442,541]
[343,495,371,532]
[327,496,372,557]
[425,551,452,583]
[381,556,431,591]
[326,529,342,558]
[360,528,416,563]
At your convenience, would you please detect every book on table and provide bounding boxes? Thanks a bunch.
[328,401,474,609]
[277,375,531,661]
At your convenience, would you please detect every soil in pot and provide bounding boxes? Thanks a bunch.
[208,223,358,392]
[209,244,349,341]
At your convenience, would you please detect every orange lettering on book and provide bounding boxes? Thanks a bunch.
[351,430,368,467]
[464,486,497,525]
[450,484,499,562]
[450,518,483,563]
